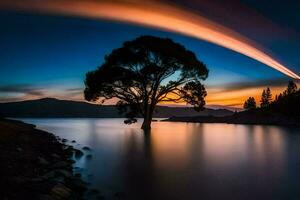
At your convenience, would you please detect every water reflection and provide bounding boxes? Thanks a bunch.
[22,119,300,200]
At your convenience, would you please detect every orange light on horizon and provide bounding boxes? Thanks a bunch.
[205,85,287,108]
[0,0,299,79]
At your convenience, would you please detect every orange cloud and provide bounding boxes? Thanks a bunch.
[1,0,299,79]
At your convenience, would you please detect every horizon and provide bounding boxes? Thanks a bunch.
[1,0,300,108]
[0,97,243,111]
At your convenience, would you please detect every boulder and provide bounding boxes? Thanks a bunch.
[38,157,49,166]
[51,153,61,159]
[82,146,91,151]
[52,161,69,169]
[55,169,72,178]
[50,184,72,199]
[74,149,84,159]
[61,139,68,143]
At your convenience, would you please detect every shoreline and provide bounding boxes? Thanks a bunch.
[0,118,88,199]
[162,111,300,127]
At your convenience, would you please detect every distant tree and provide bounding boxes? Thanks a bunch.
[260,87,272,108]
[283,80,297,96]
[270,81,300,116]
[277,93,283,101]
[84,36,208,130]
[243,97,256,110]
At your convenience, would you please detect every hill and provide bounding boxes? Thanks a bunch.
[0,98,233,118]
[165,90,300,126]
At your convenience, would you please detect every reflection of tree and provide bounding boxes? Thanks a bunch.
[120,129,157,200]
[244,125,285,183]
[87,119,98,146]
[187,123,205,164]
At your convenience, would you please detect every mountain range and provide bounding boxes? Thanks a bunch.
[0,98,234,118]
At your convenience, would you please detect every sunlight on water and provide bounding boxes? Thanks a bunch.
[21,118,300,200]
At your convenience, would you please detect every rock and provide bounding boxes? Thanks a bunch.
[64,145,73,150]
[51,153,61,159]
[96,195,105,200]
[55,169,72,178]
[42,171,56,179]
[62,139,68,143]
[74,149,83,159]
[68,177,87,191]
[82,146,91,151]
[31,177,43,182]
[38,157,49,166]
[114,191,126,199]
[11,177,26,184]
[87,188,99,195]
[68,159,76,164]
[52,161,69,169]
[39,194,52,200]
[50,184,72,199]
[16,147,23,152]
[64,146,73,157]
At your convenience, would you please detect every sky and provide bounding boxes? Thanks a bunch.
[0,0,300,109]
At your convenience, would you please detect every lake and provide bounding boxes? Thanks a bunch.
[21,118,300,200]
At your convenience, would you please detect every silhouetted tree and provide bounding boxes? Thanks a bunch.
[283,80,297,96]
[260,87,272,108]
[277,93,283,101]
[270,81,300,116]
[84,36,209,129]
[243,97,256,110]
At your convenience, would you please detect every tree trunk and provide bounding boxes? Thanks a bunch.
[141,117,152,130]
[141,105,153,130]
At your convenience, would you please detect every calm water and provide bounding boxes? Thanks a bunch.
[21,119,300,200]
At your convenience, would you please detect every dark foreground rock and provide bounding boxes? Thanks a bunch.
[0,118,86,200]
[164,110,300,126]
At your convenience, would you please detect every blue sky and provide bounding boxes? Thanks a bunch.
[0,0,299,107]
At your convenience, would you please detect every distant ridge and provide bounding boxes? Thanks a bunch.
[0,98,233,118]
[165,90,300,126]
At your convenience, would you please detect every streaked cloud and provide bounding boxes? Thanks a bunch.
[207,78,293,92]
[0,0,299,78]
[0,84,44,96]
[0,83,85,102]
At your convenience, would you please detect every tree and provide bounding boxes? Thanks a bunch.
[243,97,256,110]
[84,36,209,130]
[283,80,297,96]
[260,87,272,108]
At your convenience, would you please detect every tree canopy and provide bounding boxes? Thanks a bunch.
[243,80,299,116]
[284,80,297,96]
[243,97,256,110]
[260,87,272,108]
[271,80,299,116]
[84,35,209,129]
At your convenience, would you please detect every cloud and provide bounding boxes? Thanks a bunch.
[0,84,85,102]
[0,0,299,78]
[208,78,293,93]
[0,84,45,96]
[65,88,83,92]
